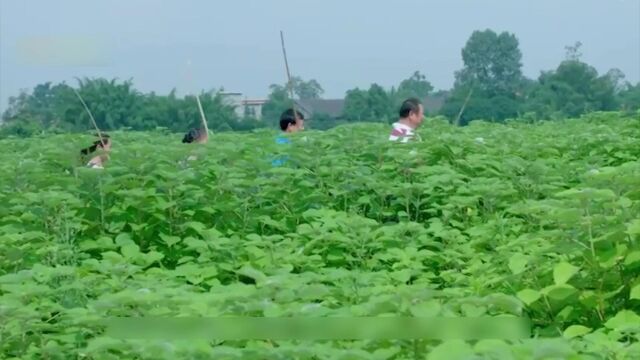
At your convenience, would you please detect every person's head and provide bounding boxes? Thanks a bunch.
[398,98,424,128]
[279,108,305,133]
[182,128,208,144]
[81,134,111,155]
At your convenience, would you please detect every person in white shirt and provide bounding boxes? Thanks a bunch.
[81,134,112,169]
[389,98,424,142]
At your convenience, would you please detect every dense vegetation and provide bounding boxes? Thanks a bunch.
[1,112,639,359]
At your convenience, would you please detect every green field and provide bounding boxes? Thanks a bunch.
[1,113,639,359]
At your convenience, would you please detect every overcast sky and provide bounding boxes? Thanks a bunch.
[1,0,639,112]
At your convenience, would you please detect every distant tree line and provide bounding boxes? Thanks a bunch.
[265,30,639,127]
[0,78,263,138]
[2,29,639,138]
[331,32,638,126]
[437,34,639,125]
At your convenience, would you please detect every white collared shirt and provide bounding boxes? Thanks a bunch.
[389,122,421,142]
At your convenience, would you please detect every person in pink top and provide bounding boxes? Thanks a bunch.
[389,98,424,142]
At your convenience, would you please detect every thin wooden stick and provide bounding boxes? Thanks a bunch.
[454,86,474,127]
[195,93,209,135]
[280,30,300,122]
[73,88,106,147]
[186,59,210,137]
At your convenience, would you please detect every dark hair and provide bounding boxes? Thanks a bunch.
[182,128,206,143]
[279,108,304,131]
[398,98,422,118]
[80,134,110,155]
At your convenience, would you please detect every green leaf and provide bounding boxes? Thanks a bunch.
[410,300,441,317]
[563,325,592,339]
[631,284,640,300]
[532,339,575,359]
[619,197,633,208]
[298,284,330,300]
[508,254,529,275]
[371,347,401,360]
[542,284,578,301]
[603,285,625,300]
[120,244,140,260]
[625,251,640,266]
[604,310,640,332]
[483,293,523,315]
[175,263,199,276]
[517,289,541,306]
[143,251,164,265]
[183,221,207,234]
[553,262,579,285]
[389,270,411,283]
[461,304,486,317]
[473,339,512,359]
[427,340,474,360]
[556,306,575,322]
[175,263,217,285]
[627,219,640,236]
[101,251,125,264]
[579,290,598,308]
[246,234,262,242]
[237,265,267,284]
[620,343,640,359]
[115,233,135,247]
[184,237,208,252]
[85,336,121,352]
[159,233,181,247]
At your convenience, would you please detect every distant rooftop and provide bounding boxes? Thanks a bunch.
[296,99,345,118]
[242,99,268,105]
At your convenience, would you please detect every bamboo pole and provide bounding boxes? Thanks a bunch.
[280,31,300,122]
[73,88,106,147]
[454,87,474,127]
[186,59,210,137]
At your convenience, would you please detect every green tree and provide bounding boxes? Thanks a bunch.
[342,88,371,121]
[342,84,394,123]
[396,71,434,101]
[2,81,77,131]
[525,50,620,119]
[73,77,143,130]
[522,42,622,119]
[367,83,394,122]
[458,29,523,96]
[618,82,640,113]
[2,77,144,131]
[291,77,324,99]
[565,41,583,61]
[136,89,186,131]
[0,77,255,137]
[309,112,346,130]
[441,29,525,124]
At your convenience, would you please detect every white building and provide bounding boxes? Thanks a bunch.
[219,92,267,120]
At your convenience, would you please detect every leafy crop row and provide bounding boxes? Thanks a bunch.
[0,112,639,359]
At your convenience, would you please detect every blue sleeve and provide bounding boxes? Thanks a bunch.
[271,136,291,166]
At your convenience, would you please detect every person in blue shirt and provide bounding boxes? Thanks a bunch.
[272,108,304,166]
